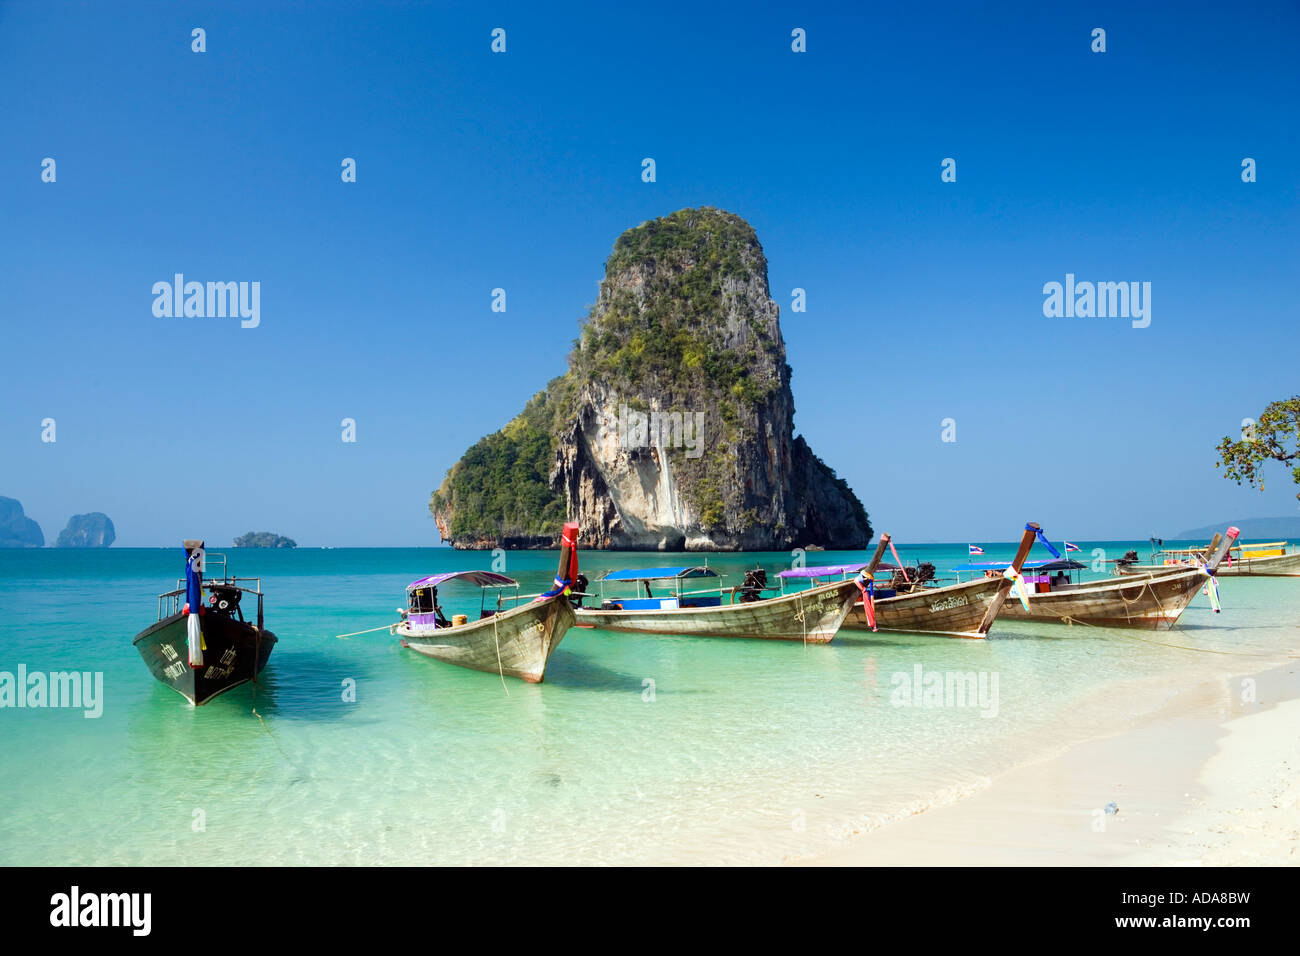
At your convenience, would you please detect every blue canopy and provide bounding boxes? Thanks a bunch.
[954,559,1086,572]
[598,566,719,582]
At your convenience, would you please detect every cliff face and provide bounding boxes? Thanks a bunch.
[55,512,115,548]
[431,207,871,550]
[0,497,44,548]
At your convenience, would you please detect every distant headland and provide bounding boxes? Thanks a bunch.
[1177,517,1300,541]
[0,497,44,548]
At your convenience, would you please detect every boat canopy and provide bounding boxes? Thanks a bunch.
[406,570,518,591]
[776,562,898,579]
[954,559,1086,573]
[598,566,719,582]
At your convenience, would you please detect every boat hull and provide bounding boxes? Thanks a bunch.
[844,576,1004,638]
[1117,550,1300,578]
[133,612,277,706]
[1000,568,1207,629]
[574,579,858,643]
[397,596,574,683]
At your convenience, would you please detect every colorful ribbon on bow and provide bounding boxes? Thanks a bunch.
[1028,524,1061,559]
[1003,566,1031,611]
[541,577,573,600]
[854,570,877,631]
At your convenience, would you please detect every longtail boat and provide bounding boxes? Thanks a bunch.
[393,523,580,682]
[963,527,1240,630]
[1116,535,1300,578]
[132,540,276,705]
[574,565,860,643]
[777,524,1041,639]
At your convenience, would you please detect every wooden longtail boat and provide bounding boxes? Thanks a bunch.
[393,523,579,682]
[1116,536,1300,578]
[132,540,276,705]
[574,565,860,643]
[972,527,1239,630]
[777,524,1041,639]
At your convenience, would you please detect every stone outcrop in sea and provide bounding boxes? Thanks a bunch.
[430,208,871,551]
[0,497,44,548]
[233,532,297,548]
[55,512,115,548]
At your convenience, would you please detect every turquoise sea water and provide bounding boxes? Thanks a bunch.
[1,542,1297,865]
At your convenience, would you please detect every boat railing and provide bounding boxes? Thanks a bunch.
[156,576,265,630]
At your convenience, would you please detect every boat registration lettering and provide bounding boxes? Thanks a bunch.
[929,595,968,613]
[160,644,180,662]
[162,660,186,680]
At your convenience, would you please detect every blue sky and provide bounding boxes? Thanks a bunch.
[2,1,1298,546]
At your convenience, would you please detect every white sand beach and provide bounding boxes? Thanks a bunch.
[803,662,1300,866]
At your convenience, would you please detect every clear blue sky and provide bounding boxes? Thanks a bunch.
[3,1,1298,546]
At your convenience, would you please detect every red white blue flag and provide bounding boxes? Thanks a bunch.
[968,545,985,555]
[1064,541,1081,552]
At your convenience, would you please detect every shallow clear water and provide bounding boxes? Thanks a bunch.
[1,542,1296,865]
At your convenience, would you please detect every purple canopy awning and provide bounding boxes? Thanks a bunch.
[777,562,899,579]
[406,570,518,591]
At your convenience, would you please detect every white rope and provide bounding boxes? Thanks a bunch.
[790,590,800,650]
[493,614,509,696]
[334,622,398,639]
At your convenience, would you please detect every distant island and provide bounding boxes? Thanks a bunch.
[1177,517,1300,541]
[233,532,297,548]
[55,513,115,548]
[0,497,44,548]
[430,207,871,551]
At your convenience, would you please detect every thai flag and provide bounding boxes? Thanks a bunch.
[1064,541,1081,552]
[968,545,985,555]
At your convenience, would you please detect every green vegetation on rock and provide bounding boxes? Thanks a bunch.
[430,389,568,541]
[233,532,297,548]
[429,207,871,549]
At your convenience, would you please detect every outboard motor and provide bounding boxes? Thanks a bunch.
[890,563,936,591]
[739,568,767,603]
[570,573,589,608]
[1117,550,1139,566]
[208,585,243,620]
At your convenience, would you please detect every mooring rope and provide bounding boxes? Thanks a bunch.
[1056,614,1298,657]
[247,628,292,762]
[493,613,510,696]
[333,623,396,639]
[798,591,808,648]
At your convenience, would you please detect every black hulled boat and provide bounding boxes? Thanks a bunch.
[133,540,277,705]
